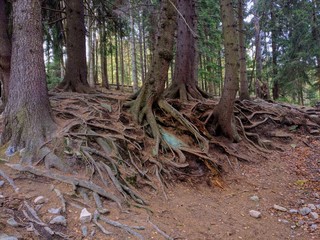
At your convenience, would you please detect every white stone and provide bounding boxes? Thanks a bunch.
[273,204,287,212]
[48,208,62,215]
[307,204,316,210]
[34,196,45,205]
[80,208,92,223]
[249,210,261,218]
[250,195,259,202]
[310,212,319,220]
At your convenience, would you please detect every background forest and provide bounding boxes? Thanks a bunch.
[37,0,320,105]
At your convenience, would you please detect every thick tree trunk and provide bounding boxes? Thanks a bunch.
[165,0,207,101]
[87,11,95,88]
[129,0,138,92]
[0,0,11,111]
[206,0,240,142]
[57,0,89,92]
[238,0,250,100]
[138,11,145,84]
[1,0,56,163]
[115,28,120,90]
[128,0,177,141]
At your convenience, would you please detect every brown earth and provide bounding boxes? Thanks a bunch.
[0,135,319,240]
[0,92,319,240]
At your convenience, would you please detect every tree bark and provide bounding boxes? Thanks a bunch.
[165,0,207,100]
[238,0,250,100]
[57,0,89,92]
[127,0,177,142]
[129,0,138,92]
[206,0,240,142]
[271,0,279,100]
[1,0,56,163]
[0,0,11,111]
[100,20,109,89]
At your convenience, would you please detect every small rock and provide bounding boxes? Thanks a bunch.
[278,219,289,224]
[34,196,45,205]
[297,199,305,205]
[80,208,92,223]
[49,215,67,226]
[289,209,298,214]
[310,212,319,219]
[297,220,305,226]
[299,207,311,216]
[313,192,319,198]
[0,180,5,187]
[316,204,320,209]
[250,195,259,202]
[310,224,318,231]
[0,195,4,199]
[48,207,62,215]
[273,204,287,212]
[81,225,88,237]
[307,204,316,210]
[7,218,19,227]
[249,210,261,218]
[5,146,16,157]
[0,234,18,240]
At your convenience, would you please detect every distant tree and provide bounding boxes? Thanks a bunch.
[57,0,89,92]
[1,0,56,163]
[238,0,250,100]
[206,0,241,142]
[0,0,11,110]
[165,0,207,100]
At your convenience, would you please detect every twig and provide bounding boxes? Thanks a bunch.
[54,188,66,213]
[93,210,112,235]
[97,211,145,240]
[0,169,19,192]
[148,219,174,240]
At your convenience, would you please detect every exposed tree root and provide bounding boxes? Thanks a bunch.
[165,83,209,101]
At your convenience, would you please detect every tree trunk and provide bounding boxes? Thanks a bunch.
[57,0,89,92]
[238,0,250,100]
[115,28,120,90]
[206,0,240,142]
[270,0,279,100]
[138,10,145,84]
[129,0,138,92]
[127,0,177,145]
[120,32,125,91]
[87,10,95,88]
[1,0,56,163]
[0,0,11,111]
[165,0,207,100]
[100,20,109,89]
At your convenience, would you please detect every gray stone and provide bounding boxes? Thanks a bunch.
[297,220,305,226]
[316,204,320,209]
[0,234,18,240]
[0,180,5,187]
[278,219,289,224]
[49,215,67,226]
[80,208,92,223]
[307,204,316,210]
[48,207,62,215]
[7,217,19,227]
[310,224,318,231]
[289,209,298,214]
[273,204,287,212]
[309,212,319,219]
[297,199,305,205]
[81,225,88,237]
[299,207,311,216]
[0,195,4,199]
[249,210,261,218]
[250,195,259,202]
[34,196,45,205]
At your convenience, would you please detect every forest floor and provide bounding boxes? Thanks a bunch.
[0,90,319,240]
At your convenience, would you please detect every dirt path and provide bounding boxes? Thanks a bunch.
[0,136,319,240]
